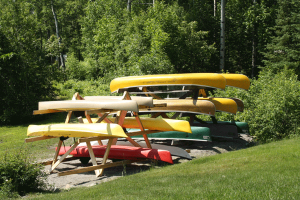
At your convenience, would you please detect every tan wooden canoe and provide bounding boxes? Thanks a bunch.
[196,97,238,114]
[228,98,244,112]
[139,99,216,116]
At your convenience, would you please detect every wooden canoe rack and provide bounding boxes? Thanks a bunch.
[26,91,168,177]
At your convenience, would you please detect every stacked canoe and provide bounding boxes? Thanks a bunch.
[26,92,193,177]
[25,72,250,177]
[110,73,250,140]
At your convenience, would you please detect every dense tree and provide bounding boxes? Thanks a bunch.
[224,0,277,77]
[0,1,56,124]
[74,0,216,82]
[263,0,300,76]
[1,0,299,126]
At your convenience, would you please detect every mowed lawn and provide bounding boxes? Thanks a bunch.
[0,113,70,160]
[24,136,300,200]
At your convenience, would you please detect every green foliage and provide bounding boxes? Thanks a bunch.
[0,148,48,197]
[80,0,216,80]
[263,0,300,76]
[0,1,59,125]
[225,0,277,76]
[45,35,65,58]
[53,78,111,100]
[213,69,300,142]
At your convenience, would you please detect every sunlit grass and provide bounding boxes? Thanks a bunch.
[0,113,70,160]
[26,137,300,200]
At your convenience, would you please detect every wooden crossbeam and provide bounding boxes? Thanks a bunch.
[25,136,57,143]
[58,159,138,176]
[33,109,63,115]
[50,141,79,173]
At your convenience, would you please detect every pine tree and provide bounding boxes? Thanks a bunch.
[263,0,300,76]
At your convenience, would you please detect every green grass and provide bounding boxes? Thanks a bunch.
[1,115,299,199]
[0,113,72,160]
[25,137,300,200]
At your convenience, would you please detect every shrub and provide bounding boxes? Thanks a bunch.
[212,69,300,142]
[0,148,48,197]
[53,78,112,100]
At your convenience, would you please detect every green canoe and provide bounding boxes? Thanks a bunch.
[130,126,211,142]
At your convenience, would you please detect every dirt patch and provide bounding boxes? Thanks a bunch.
[44,134,254,190]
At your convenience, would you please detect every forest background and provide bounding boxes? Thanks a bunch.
[0,0,299,142]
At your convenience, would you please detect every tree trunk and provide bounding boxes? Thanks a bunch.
[214,0,217,17]
[220,0,225,71]
[51,0,65,70]
[127,0,132,12]
[252,0,257,78]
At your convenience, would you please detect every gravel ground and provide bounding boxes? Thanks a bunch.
[44,134,254,191]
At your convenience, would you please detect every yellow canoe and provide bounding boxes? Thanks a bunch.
[27,123,128,138]
[83,117,192,133]
[221,74,250,90]
[197,97,238,114]
[110,73,227,93]
[139,99,216,116]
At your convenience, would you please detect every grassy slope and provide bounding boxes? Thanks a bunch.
[0,113,70,160]
[27,136,300,200]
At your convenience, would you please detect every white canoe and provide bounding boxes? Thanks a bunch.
[84,96,154,107]
[38,99,139,112]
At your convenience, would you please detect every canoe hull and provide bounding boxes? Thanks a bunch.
[139,99,216,116]
[220,74,250,90]
[27,123,127,138]
[130,126,211,142]
[58,145,173,164]
[84,117,192,133]
[79,140,192,160]
[110,73,227,93]
[196,98,238,114]
[202,121,249,134]
[38,100,139,112]
[110,73,250,93]
[192,123,239,139]
[84,96,154,107]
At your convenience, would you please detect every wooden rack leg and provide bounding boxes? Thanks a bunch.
[50,141,79,173]
[58,159,137,176]
[126,137,142,147]
[134,112,152,149]
[98,138,113,176]
[86,141,101,177]
[112,138,118,145]
[65,111,73,123]
[52,140,63,166]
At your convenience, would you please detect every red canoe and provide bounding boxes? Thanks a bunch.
[58,145,173,164]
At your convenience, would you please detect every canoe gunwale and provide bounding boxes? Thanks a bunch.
[112,84,225,93]
[138,110,215,116]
